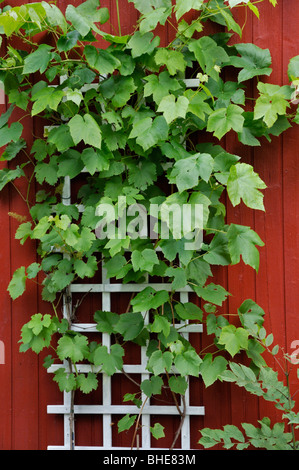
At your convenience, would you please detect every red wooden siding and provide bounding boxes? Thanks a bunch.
[0,0,298,450]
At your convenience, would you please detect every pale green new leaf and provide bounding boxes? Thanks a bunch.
[68,114,102,149]
[157,94,189,123]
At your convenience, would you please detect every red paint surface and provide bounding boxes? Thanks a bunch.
[0,0,298,450]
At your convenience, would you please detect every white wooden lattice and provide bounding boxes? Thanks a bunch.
[46,77,205,450]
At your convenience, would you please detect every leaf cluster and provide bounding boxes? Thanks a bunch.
[0,0,299,447]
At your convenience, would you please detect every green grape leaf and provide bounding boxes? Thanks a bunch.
[157,94,189,123]
[254,82,290,128]
[189,36,229,77]
[238,299,265,330]
[94,310,119,334]
[127,31,160,58]
[139,7,171,34]
[147,350,173,375]
[23,44,53,74]
[144,71,181,105]
[227,224,264,272]
[0,122,23,147]
[74,255,98,278]
[175,302,203,321]
[129,116,169,151]
[203,232,231,266]
[218,324,249,357]
[31,87,64,116]
[84,45,121,75]
[131,248,159,273]
[150,423,165,440]
[155,48,186,75]
[229,43,272,83]
[227,162,266,211]
[8,266,26,300]
[68,113,102,149]
[130,287,169,312]
[118,414,137,433]
[140,375,163,397]
[168,376,188,395]
[199,353,228,387]
[193,283,231,306]
[174,349,202,376]
[115,312,144,341]
[53,368,77,392]
[169,152,214,192]
[76,372,98,394]
[207,104,244,140]
[0,166,25,190]
[92,343,124,375]
[150,315,171,338]
[174,0,204,20]
[41,1,68,34]
[56,334,89,363]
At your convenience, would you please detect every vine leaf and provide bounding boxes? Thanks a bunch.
[141,375,163,397]
[92,343,124,375]
[150,422,165,440]
[118,414,137,433]
[56,334,89,363]
[174,349,202,376]
[147,350,173,375]
[154,48,186,75]
[207,104,244,140]
[227,162,266,211]
[174,0,204,20]
[254,82,291,128]
[169,152,214,192]
[23,44,53,74]
[227,224,264,272]
[157,94,189,124]
[218,324,249,357]
[229,43,272,83]
[68,114,102,149]
[126,31,160,58]
[76,372,98,394]
[53,368,77,392]
[7,266,26,300]
[199,353,228,387]
[114,312,144,341]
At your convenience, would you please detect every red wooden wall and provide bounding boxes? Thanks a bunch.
[0,0,299,450]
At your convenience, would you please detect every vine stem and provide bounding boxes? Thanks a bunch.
[131,396,148,450]
[115,0,121,36]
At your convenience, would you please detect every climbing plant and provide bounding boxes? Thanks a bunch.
[1,0,299,448]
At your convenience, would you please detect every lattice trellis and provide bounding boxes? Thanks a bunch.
[46,78,205,450]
